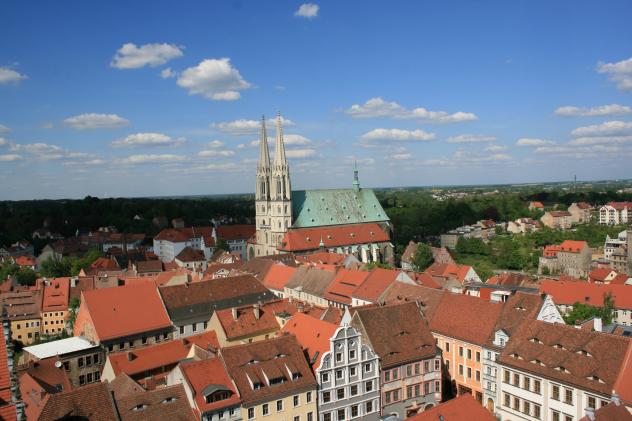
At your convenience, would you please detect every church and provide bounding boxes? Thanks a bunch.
[248,114,394,264]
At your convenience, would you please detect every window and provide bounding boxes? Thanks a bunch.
[504,393,510,407]
[445,342,450,352]
[141,336,147,345]
[336,353,343,362]
[179,326,184,335]
[564,389,573,405]
[364,363,371,372]
[349,349,356,359]
[108,344,114,352]
[434,359,440,371]
[459,364,464,376]
[524,377,530,391]
[93,354,100,364]
[407,385,413,398]
[476,351,481,362]
[86,355,92,366]
[351,405,358,418]
[87,372,93,383]
[384,371,391,382]
[262,404,269,416]
[349,366,356,377]
[424,382,430,395]
[534,379,541,394]
[385,391,391,404]
[467,367,472,378]
[467,349,472,360]
[534,405,541,419]
[504,370,510,383]
[294,417,300,421]
[476,370,480,381]
[392,368,399,380]
[323,414,331,421]
[248,408,255,419]
[322,372,329,382]
[415,384,420,397]
[459,346,464,357]
[337,409,345,420]
[392,389,399,401]
[424,361,430,372]
[336,369,343,379]
[406,365,412,377]
[366,400,373,413]
[78,357,84,367]
[94,371,100,381]
[192,323,197,332]
[307,413,313,421]
[552,384,560,400]
[435,381,440,392]
[337,388,345,400]
[365,380,373,392]
[79,375,86,386]
[513,396,519,410]
[293,395,299,407]
[513,373,519,386]
[306,391,312,403]
[350,384,358,396]
[552,411,560,421]
[276,400,283,411]
[523,401,530,415]
[565,416,573,421]
[322,391,331,403]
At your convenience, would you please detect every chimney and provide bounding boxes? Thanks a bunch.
[232,307,238,321]
[584,408,595,421]
[253,304,261,320]
[593,317,602,332]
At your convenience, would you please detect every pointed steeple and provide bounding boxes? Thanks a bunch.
[258,115,270,171]
[273,112,287,167]
[353,160,360,191]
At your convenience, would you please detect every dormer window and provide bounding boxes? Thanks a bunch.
[269,376,286,386]
[133,404,148,412]
[577,349,592,357]
[553,343,566,350]
[530,359,545,367]
[554,366,570,374]
[205,390,231,403]
[587,375,604,384]
[529,338,543,344]
[162,397,176,404]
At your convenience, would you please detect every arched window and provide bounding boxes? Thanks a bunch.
[278,221,281,228]
[277,180,282,197]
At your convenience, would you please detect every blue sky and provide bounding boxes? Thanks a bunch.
[1,1,632,199]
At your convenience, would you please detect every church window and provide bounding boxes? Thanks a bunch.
[285,205,288,213]
[278,221,281,228]
[277,180,282,196]
[278,205,281,213]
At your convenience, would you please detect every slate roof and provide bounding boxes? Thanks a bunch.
[38,382,118,421]
[221,335,317,406]
[429,293,503,345]
[291,188,389,228]
[179,357,241,415]
[352,301,437,369]
[284,266,336,298]
[407,393,496,421]
[116,383,196,421]
[499,320,630,396]
[158,275,274,325]
[79,283,172,341]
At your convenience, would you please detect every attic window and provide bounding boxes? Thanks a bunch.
[396,330,409,336]
[554,366,570,374]
[530,359,545,367]
[553,344,566,350]
[247,359,259,365]
[327,235,332,239]
[205,391,231,403]
[274,353,288,359]
[292,372,300,380]
[132,404,148,412]
[515,306,526,311]
[529,338,543,344]
[587,375,604,384]
[252,382,263,390]
[510,353,522,360]
[162,397,176,404]
[577,349,592,357]
[269,376,287,386]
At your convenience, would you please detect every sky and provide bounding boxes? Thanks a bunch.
[1,1,632,200]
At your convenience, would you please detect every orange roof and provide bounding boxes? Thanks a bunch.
[216,225,255,240]
[530,201,544,208]
[90,257,119,271]
[323,268,370,304]
[406,272,442,289]
[425,262,472,284]
[608,201,632,210]
[80,283,172,341]
[589,268,616,282]
[180,357,241,414]
[407,393,495,421]
[154,227,214,242]
[559,240,588,253]
[42,278,70,312]
[611,273,632,285]
[352,268,401,302]
[280,313,338,371]
[262,264,297,291]
[14,255,36,266]
[614,341,632,405]
[279,223,389,252]
[296,252,347,266]
[540,280,632,310]
[107,331,218,377]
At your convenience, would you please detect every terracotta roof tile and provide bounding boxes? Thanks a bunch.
[280,313,339,371]
[262,264,297,291]
[279,223,389,252]
[179,357,241,414]
[175,247,206,263]
[613,341,632,405]
[579,402,632,421]
[407,393,496,421]
[284,266,337,298]
[116,383,196,421]
[352,268,403,302]
[323,268,370,305]
[38,382,118,421]
[216,225,255,240]
[540,280,632,310]
[108,373,145,400]
[379,283,444,319]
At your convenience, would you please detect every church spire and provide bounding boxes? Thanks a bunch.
[273,112,287,167]
[258,115,270,171]
[353,160,360,191]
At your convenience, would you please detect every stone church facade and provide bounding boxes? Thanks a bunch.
[249,114,393,263]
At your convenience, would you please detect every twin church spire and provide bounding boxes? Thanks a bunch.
[257,113,291,201]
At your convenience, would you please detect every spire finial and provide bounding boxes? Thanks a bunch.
[273,111,286,166]
[353,161,360,191]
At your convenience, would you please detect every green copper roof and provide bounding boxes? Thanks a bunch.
[291,188,390,228]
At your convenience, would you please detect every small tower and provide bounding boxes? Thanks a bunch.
[353,160,360,192]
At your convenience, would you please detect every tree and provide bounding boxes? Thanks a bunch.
[16,268,37,286]
[364,261,393,270]
[68,297,81,331]
[39,257,72,278]
[412,243,434,271]
[216,239,230,252]
[563,293,615,325]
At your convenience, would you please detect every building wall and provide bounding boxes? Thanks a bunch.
[100,328,174,354]
[173,319,209,339]
[10,318,41,345]
[434,334,484,401]
[283,288,329,308]
[60,349,104,387]
[41,310,68,336]
[243,389,317,421]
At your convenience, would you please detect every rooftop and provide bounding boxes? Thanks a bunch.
[407,393,496,421]
[24,336,97,360]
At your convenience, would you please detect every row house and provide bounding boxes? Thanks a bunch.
[1,289,42,345]
[262,263,298,298]
[41,277,70,336]
[283,313,381,421]
[220,335,318,421]
[159,275,274,338]
[507,218,541,234]
[350,268,416,307]
[73,282,174,353]
[599,201,632,225]
[540,211,573,230]
[351,302,442,419]
[214,225,256,260]
[497,320,631,421]
[481,293,564,416]
[568,202,592,224]
[284,266,337,307]
[538,240,591,278]
[540,280,632,326]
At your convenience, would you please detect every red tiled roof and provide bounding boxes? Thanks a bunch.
[107,332,219,377]
[154,227,214,242]
[614,341,632,406]
[90,257,120,271]
[180,357,241,414]
[79,283,172,341]
[611,273,632,285]
[135,260,163,274]
[279,223,389,252]
[13,255,36,266]
[406,271,442,289]
[429,293,503,345]
[530,201,544,208]
[261,264,297,291]
[116,383,196,421]
[607,201,632,210]
[589,268,616,283]
[323,268,370,304]
[281,313,338,371]
[352,268,401,302]
[580,402,632,421]
[549,210,572,217]
[42,278,70,312]
[379,283,444,319]
[407,393,495,421]
[296,252,346,266]
[540,280,632,310]
[175,247,205,262]
[425,262,472,284]
[216,225,255,240]
[575,202,592,209]
[559,240,588,253]
[38,382,118,421]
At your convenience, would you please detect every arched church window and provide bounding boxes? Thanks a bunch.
[284,205,288,213]
[285,220,288,228]
[278,221,281,228]
[277,180,282,196]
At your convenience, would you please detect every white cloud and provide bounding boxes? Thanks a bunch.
[484,144,508,152]
[111,43,183,69]
[177,58,252,100]
[116,154,185,164]
[63,113,130,130]
[40,122,54,129]
[236,143,246,149]
[569,135,632,146]
[295,3,319,18]
[211,116,294,135]
[417,150,512,167]
[597,56,632,91]
[534,144,626,157]
[0,138,7,147]
[360,128,436,144]
[112,132,184,148]
[554,104,632,117]
[0,124,10,134]
[446,134,496,143]
[85,159,106,165]
[0,154,22,162]
[207,140,225,148]
[345,97,477,123]
[160,67,176,79]
[390,153,413,160]
[571,120,632,137]
[10,142,92,161]
[198,150,235,157]
[0,67,28,85]
[286,148,316,158]
[283,134,311,145]
[516,138,555,147]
